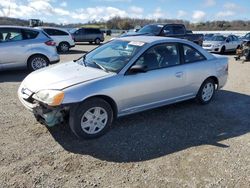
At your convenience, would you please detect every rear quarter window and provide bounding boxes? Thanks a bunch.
[44,29,68,36]
[22,29,39,40]
[183,44,206,63]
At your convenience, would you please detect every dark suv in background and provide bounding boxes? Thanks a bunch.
[72,28,104,44]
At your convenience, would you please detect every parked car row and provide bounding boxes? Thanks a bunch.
[0,26,107,71]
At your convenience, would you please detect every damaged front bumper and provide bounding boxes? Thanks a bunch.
[18,87,69,127]
[33,104,68,127]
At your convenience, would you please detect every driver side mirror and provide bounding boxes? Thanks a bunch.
[226,39,230,43]
[128,64,147,74]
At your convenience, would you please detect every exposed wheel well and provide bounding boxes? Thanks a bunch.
[83,95,118,118]
[205,76,219,89]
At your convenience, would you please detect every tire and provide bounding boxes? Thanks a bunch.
[196,78,215,105]
[94,38,101,45]
[220,46,226,54]
[27,55,49,72]
[69,98,113,139]
[58,42,70,52]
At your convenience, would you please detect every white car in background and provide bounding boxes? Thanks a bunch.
[38,27,75,52]
[202,34,242,53]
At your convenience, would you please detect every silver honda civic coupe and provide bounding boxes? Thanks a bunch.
[18,36,228,139]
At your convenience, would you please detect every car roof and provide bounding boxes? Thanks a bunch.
[116,36,188,43]
[0,25,41,32]
[37,26,68,31]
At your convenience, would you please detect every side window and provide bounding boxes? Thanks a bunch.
[0,28,23,42]
[233,36,238,41]
[84,29,91,34]
[183,45,206,63]
[173,26,185,35]
[23,29,39,40]
[44,29,55,36]
[162,26,173,35]
[94,29,101,34]
[54,29,68,36]
[227,36,232,42]
[135,43,180,71]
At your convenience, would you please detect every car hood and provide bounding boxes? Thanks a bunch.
[22,61,113,92]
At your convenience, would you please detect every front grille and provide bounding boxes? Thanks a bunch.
[203,44,212,47]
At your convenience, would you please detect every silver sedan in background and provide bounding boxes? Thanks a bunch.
[18,36,228,139]
[0,26,60,71]
[202,34,242,53]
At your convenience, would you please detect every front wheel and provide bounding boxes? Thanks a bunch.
[220,46,226,54]
[69,98,113,139]
[196,79,215,104]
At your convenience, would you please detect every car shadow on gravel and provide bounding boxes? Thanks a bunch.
[48,90,250,163]
[0,70,29,83]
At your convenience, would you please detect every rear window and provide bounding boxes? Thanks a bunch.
[85,28,101,34]
[22,29,39,39]
[44,29,69,36]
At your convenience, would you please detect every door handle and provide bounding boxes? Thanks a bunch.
[175,72,183,78]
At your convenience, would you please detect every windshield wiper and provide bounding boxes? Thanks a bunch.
[73,54,87,67]
[92,61,109,72]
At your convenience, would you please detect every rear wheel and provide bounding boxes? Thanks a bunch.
[196,79,215,104]
[58,42,70,52]
[27,55,49,71]
[69,98,113,139]
[94,38,101,45]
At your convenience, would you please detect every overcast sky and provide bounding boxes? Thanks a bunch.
[0,0,249,24]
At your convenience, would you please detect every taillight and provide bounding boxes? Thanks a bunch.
[45,40,56,46]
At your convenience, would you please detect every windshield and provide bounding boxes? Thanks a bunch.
[138,25,163,35]
[80,40,145,73]
[210,36,226,41]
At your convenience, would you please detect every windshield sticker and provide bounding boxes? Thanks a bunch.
[129,41,145,46]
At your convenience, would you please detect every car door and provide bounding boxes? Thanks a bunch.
[0,28,27,69]
[84,29,94,42]
[226,36,234,50]
[74,29,83,42]
[120,43,191,114]
[232,36,240,49]
[180,44,209,95]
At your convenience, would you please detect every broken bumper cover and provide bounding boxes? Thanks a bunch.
[18,86,69,127]
[33,105,66,127]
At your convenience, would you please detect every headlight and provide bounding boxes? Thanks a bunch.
[33,90,64,106]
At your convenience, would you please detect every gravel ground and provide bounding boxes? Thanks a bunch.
[0,43,250,188]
